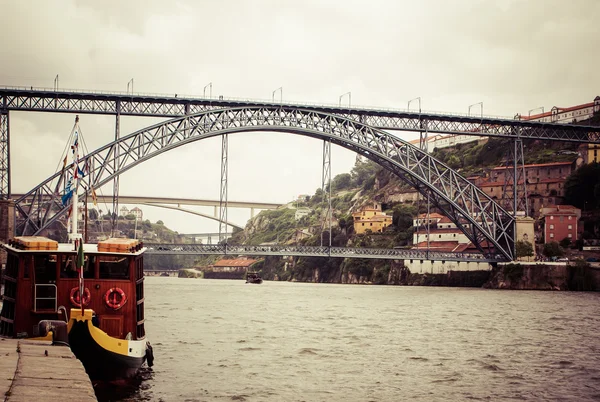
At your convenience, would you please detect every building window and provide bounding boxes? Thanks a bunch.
[550,224,554,229]
[568,234,572,238]
[550,216,554,220]
[568,216,572,220]
[550,233,554,238]
[568,225,572,230]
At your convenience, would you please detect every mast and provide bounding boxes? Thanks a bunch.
[68,115,82,247]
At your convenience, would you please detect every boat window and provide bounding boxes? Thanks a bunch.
[98,256,130,279]
[34,255,56,283]
[59,255,94,279]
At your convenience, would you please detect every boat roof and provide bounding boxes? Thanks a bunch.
[1,241,146,256]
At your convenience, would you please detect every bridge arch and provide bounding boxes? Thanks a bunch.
[16,107,515,259]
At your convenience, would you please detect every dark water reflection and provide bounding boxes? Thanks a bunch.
[98,278,600,402]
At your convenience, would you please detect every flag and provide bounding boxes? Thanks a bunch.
[61,189,73,206]
[91,186,98,206]
[62,155,68,170]
[77,166,85,178]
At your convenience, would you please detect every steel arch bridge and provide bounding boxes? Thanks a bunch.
[15,106,515,260]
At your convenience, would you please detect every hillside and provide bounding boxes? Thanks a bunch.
[228,114,600,284]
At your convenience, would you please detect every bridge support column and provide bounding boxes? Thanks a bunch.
[0,199,15,266]
[514,216,536,261]
[218,134,228,243]
[320,139,332,247]
[503,134,528,217]
[0,109,10,199]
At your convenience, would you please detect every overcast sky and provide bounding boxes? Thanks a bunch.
[2,0,599,235]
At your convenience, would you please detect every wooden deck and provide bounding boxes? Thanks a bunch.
[0,338,96,401]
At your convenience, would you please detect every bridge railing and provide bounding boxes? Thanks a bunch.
[0,85,515,120]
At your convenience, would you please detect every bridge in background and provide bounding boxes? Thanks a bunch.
[11,193,281,229]
[144,243,498,262]
[3,87,599,263]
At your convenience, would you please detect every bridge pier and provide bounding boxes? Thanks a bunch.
[0,199,15,266]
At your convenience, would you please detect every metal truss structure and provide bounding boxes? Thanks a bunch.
[144,243,496,262]
[218,133,228,243]
[1,88,597,140]
[502,137,529,214]
[320,140,332,247]
[1,88,599,200]
[14,106,516,260]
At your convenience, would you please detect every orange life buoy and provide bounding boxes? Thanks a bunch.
[104,287,127,310]
[70,287,91,308]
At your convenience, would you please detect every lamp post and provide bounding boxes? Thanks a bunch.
[54,74,59,91]
[528,107,544,117]
[408,97,421,113]
[127,78,134,94]
[339,91,351,107]
[203,82,213,98]
[272,87,283,103]
[468,102,483,117]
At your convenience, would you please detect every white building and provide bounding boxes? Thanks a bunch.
[295,207,311,220]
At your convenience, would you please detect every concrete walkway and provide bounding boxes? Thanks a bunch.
[0,338,96,402]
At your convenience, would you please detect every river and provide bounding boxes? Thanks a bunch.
[97,277,600,402]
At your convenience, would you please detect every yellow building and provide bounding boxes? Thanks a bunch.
[587,144,600,164]
[352,203,392,234]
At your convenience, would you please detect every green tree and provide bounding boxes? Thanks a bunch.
[331,173,352,191]
[559,237,572,249]
[543,241,565,259]
[157,220,164,225]
[515,240,534,261]
[564,162,600,210]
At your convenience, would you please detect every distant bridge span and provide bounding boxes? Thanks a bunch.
[144,243,500,262]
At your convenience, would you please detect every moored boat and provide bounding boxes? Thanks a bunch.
[0,116,153,382]
[0,236,154,381]
[246,271,263,284]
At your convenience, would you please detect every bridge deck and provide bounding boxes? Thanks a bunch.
[144,243,503,262]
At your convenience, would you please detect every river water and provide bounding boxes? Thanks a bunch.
[98,277,600,402]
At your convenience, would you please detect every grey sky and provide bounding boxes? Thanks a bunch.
[2,0,599,234]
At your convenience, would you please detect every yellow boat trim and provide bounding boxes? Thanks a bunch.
[68,308,129,356]
[29,331,53,341]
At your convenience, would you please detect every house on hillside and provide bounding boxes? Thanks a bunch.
[352,203,392,234]
[540,205,582,243]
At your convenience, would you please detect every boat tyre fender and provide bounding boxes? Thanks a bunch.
[146,341,154,367]
[104,287,127,310]
[69,287,91,308]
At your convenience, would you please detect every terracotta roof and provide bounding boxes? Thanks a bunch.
[543,204,578,211]
[543,211,579,217]
[213,258,257,267]
[418,228,466,234]
[417,213,445,219]
[492,161,573,170]
[520,100,596,120]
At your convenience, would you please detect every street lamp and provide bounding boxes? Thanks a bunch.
[272,87,283,103]
[127,78,134,94]
[54,74,59,91]
[468,102,483,117]
[339,91,351,107]
[203,82,213,98]
[408,97,421,113]
[528,107,544,117]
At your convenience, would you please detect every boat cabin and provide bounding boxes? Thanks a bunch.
[0,237,146,341]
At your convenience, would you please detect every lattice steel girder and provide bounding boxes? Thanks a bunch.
[0,111,9,199]
[1,88,598,143]
[144,243,499,262]
[14,106,514,260]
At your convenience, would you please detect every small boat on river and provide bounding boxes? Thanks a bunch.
[246,271,263,284]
